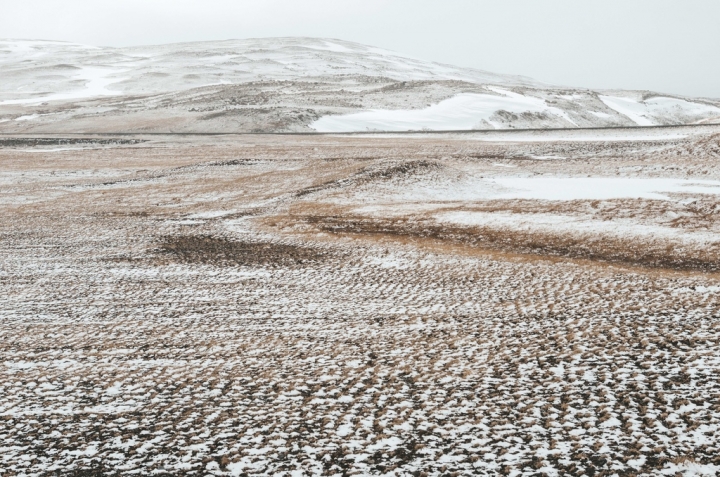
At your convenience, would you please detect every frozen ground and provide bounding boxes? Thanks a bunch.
[1,126,720,476]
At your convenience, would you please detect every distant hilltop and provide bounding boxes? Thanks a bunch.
[1,37,719,133]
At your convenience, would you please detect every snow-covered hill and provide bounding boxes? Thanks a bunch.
[1,38,719,133]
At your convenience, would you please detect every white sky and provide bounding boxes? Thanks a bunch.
[2,0,719,98]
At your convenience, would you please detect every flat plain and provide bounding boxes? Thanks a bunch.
[2,126,720,476]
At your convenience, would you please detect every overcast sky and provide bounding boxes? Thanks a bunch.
[2,0,719,98]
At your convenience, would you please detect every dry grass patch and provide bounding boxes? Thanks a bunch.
[301,214,720,272]
[156,235,331,267]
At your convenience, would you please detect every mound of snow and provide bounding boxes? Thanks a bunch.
[311,88,576,132]
[599,95,720,126]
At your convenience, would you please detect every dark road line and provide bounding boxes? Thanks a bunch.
[0,122,718,137]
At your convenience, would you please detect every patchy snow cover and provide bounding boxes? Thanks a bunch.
[358,131,693,142]
[3,38,720,132]
[14,114,39,121]
[0,67,125,105]
[435,210,719,245]
[600,95,720,126]
[339,176,720,206]
[3,133,720,475]
[0,38,539,103]
[336,172,509,205]
[311,88,576,132]
[492,177,720,201]
[599,96,656,126]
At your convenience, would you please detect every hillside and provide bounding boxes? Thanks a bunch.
[1,37,719,132]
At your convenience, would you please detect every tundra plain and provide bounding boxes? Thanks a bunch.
[2,127,720,476]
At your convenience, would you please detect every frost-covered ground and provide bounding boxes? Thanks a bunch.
[2,127,720,475]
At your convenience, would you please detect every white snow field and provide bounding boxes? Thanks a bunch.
[599,95,720,127]
[1,38,719,132]
[0,67,125,106]
[314,92,720,132]
[311,89,577,131]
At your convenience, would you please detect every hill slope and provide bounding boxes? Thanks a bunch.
[1,38,719,133]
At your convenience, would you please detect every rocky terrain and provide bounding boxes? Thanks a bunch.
[1,38,720,133]
[2,126,720,475]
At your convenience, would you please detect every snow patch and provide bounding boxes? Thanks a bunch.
[311,90,576,132]
[1,67,125,105]
[491,177,720,201]
[599,95,720,126]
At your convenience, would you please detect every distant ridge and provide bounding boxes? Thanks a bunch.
[1,38,719,133]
